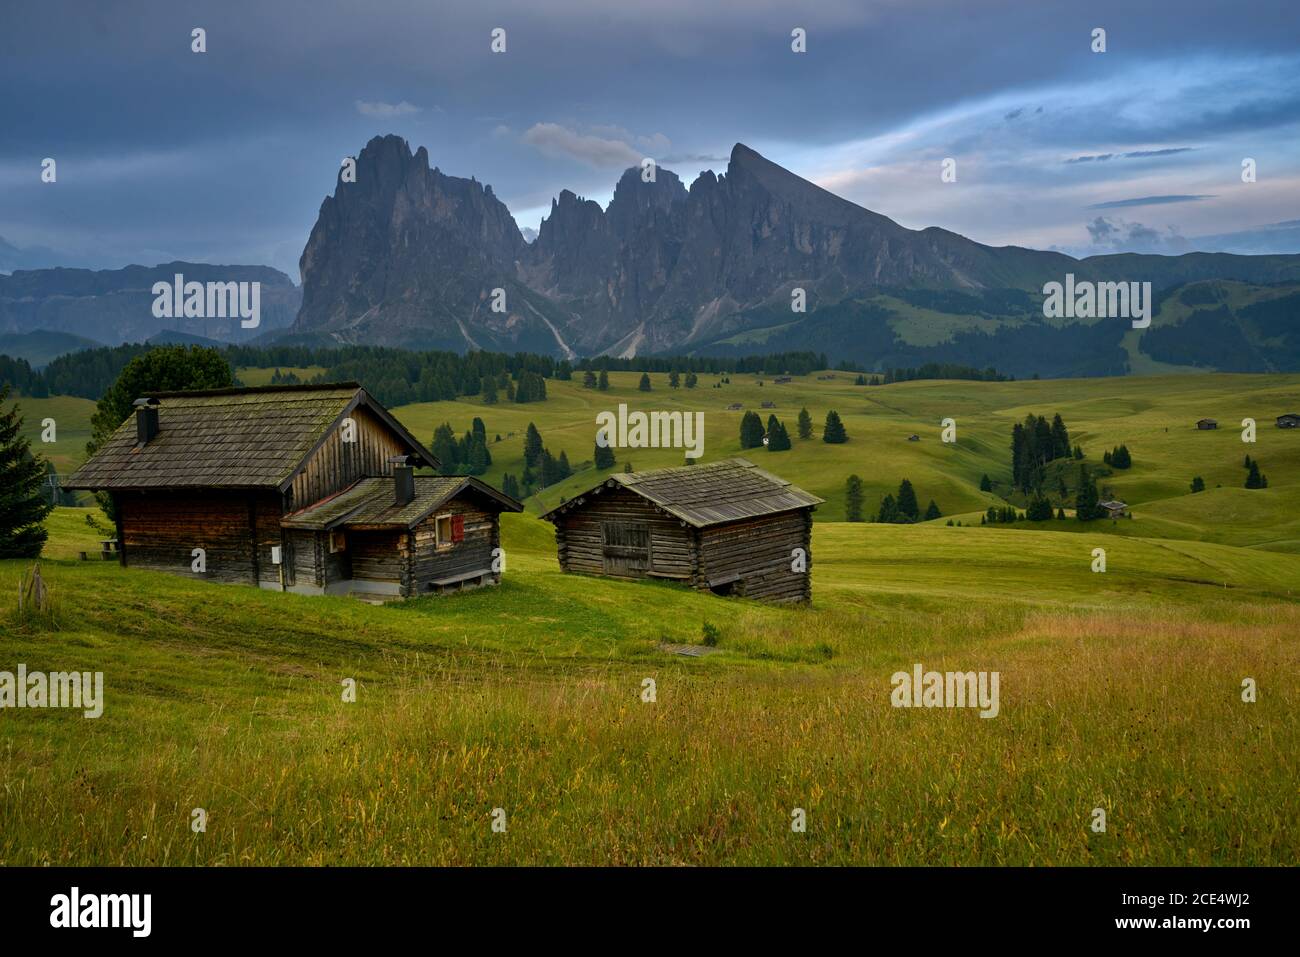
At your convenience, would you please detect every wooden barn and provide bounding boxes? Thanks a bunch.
[1196,418,1218,430]
[542,458,822,603]
[64,383,521,598]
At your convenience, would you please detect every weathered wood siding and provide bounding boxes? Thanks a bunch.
[553,487,696,580]
[697,509,812,604]
[287,405,406,509]
[348,530,408,587]
[407,495,500,595]
[115,489,282,585]
[284,529,321,588]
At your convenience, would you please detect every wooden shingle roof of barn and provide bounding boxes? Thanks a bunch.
[542,457,823,528]
[282,475,522,530]
[64,382,437,491]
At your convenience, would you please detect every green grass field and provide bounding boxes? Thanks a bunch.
[1,371,1297,865]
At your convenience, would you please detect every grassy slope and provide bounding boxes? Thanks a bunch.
[393,371,1300,543]
[2,511,1296,865]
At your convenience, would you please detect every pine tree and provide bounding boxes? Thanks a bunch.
[923,499,941,521]
[582,370,597,389]
[598,370,610,391]
[501,473,520,500]
[1190,476,1205,493]
[1114,444,1132,469]
[482,377,498,404]
[684,372,698,389]
[1026,495,1053,521]
[1075,465,1100,521]
[431,423,459,473]
[896,479,919,521]
[594,440,616,470]
[638,373,651,392]
[557,450,572,480]
[1245,460,1265,489]
[739,411,765,449]
[845,474,864,522]
[766,415,791,451]
[979,473,993,492]
[524,423,543,469]
[1056,507,1067,520]
[823,410,847,443]
[797,407,813,440]
[669,371,680,389]
[877,494,898,524]
[0,386,53,557]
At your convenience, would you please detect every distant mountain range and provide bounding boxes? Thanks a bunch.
[4,136,1298,378]
[0,262,300,353]
[288,135,1300,376]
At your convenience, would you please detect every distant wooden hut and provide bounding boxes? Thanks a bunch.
[1196,418,1218,430]
[542,458,823,603]
[726,402,744,411]
[65,383,521,598]
[907,434,921,441]
[761,400,776,409]
[1277,413,1300,429]
[774,376,792,384]
[1098,500,1129,518]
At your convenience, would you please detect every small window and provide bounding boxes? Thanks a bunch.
[328,530,346,553]
[436,514,453,547]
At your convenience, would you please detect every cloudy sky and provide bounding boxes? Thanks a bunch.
[3,0,1298,279]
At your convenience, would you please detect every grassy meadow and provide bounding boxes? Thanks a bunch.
[1,370,1297,865]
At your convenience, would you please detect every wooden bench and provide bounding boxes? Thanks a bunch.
[100,539,119,561]
[427,568,493,593]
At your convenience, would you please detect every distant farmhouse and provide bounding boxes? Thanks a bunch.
[542,458,823,603]
[773,376,792,384]
[1196,418,1218,430]
[66,383,521,598]
[1098,500,1129,518]
[726,402,743,411]
[1278,413,1300,429]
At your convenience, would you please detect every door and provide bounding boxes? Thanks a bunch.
[602,521,650,576]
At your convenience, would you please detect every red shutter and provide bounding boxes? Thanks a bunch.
[451,515,465,542]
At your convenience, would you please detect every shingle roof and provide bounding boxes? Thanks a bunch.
[64,383,436,491]
[281,475,522,530]
[541,457,823,528]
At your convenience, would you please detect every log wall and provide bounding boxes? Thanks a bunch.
[553,486,696,580]
[407,495,501,596]
[287,405,406,509]
[697,509,813,604]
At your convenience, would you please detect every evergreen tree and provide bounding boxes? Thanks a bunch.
[684,372,698,389]
[896,479,919,520]
[845,474,864,522]
[923,499,941,521]
[877,494,898,524]
[1073,444,1084,460]
[524,423,544,469]
[1050,413,1070,460]
[1190,476,1205,493]
[797,407,813,440]
[594,440,617,470]
[0,386,54,557]
[669,371,680,389]
[1245,460,1266,489]
[557,450,572,480]
[431,423,459,473]
[1113,444,1132,469]
[1026,495,1053,521]
[823,410,847,443]
[482,377,498,404]
[766,415,792,451]
[1056,507,1067,520]
[979,473,993,492]
[1243,454,1253,469]
[739,411,765,449]
[1075,466,1100,521]
[638,373,651,392]
[582,370,597,389]
[598,370,610,391]
[501,474,520,499]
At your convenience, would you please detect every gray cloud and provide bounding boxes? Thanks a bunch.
[521,123,661,169]
[1066,147,1196,164]
[1087,194,1215,209]
[355,99,423,117]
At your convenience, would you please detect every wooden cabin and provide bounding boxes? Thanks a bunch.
[1277,413,1300,429]
[1196,418,1218,430]
[64,383,521,599]
[542,458,823,604]
[1098,500,1129,518]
